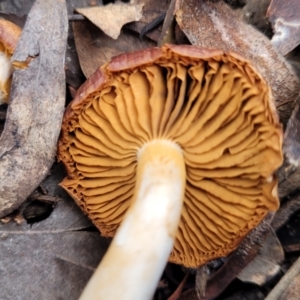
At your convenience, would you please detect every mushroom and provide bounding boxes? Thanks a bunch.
[58,44,282,299]
[0,19,21,104]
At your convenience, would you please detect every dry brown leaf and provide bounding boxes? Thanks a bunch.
[175,0,300,126]
[0,0,68,217]
[76,2,143,40]
[73,20,155,78]
[238,229,284,285]
[267,0,300,56]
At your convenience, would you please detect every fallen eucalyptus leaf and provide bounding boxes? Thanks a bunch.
[73,20,155,78]
[0,0,68,217]
[76,2,143,40]
[175,0,300,126]
[267,0,300,56]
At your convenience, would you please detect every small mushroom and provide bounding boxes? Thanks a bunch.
[58,44,283,299]
[0,19,21,104]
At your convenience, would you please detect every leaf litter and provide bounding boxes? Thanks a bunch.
[2,0,300,299]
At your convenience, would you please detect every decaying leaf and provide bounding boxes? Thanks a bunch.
[267,0,300,56]
[76,2,143,40]
[0,0,68,217]
[238,229,284,285]
[73,20,155,78]
[175,0,300,126]
[0,162,110,299]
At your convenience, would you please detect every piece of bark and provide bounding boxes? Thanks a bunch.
[0,0,96,17]
[0,0,68,217]
[175,0,300,126]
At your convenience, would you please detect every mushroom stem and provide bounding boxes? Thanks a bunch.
[80,140,186,300]
[0,52,13,104]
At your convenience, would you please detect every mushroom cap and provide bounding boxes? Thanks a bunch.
[58,44,283,268]
[0,19,21,56]
[0,19,21,104]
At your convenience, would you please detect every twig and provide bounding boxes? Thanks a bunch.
[167,273,189,300]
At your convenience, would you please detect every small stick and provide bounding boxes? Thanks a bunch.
[139,13,166,40]
[167,273,189,300]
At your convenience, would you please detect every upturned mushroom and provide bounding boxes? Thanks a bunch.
[0,19,21,104]
[58,44,282,299]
